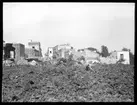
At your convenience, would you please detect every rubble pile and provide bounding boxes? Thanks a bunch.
[100,57,117,64]
[16,59,29,65]
[29,60,37,66]
[3,60,15,67]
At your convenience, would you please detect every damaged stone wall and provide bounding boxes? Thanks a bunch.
[13,43,25,62]
[117,51,130,64]
[100,57,117,64]
[84,49,100,61]
[28,41,42,57]
[99,51,117,64]
[3,43,15,60]
[25,48,37,58]
[72,49,100,63]
[48,44,73,60]
[47,47,54,59]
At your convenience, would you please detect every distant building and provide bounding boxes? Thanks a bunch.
[117,51,130,64]
[100,51,130,64]
[3,43,15,60]
[47,47,54,59]
[25,41,42,59]
[57,43,71,50]
[25,48,39,58]
[72,48,100,64]
[13,43,25,62]
[28,41,42,52]
[3,42,26,63]
[47,43,73,59]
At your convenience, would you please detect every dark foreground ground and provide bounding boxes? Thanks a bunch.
[2,61,134,102]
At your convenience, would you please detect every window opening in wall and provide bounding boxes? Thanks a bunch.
[32,46,35,49]
[120,54,124,60]
[50,51,52,53]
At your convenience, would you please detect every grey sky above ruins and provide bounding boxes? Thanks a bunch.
[3,3,135,56]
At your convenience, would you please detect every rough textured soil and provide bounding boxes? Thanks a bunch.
[2,62,134,102]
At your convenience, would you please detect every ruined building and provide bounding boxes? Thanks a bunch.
[72,48,100,64]
[3,42,25,62]
[25,41,42,58]
[3,40,43,63]
[47,47,54,59]
[47,43,73,59]
[99,51,130,64]
[3,43,15,60]
[13,43,25,62]
[116,51,130,64]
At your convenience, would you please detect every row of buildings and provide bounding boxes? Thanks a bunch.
[47,43,74,60]
[3,40,130,65]
[46,44,130,64]
[3,40,42,63]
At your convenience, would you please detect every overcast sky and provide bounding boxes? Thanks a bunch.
[3,3,135,56]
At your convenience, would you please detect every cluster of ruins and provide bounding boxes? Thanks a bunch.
[3,40,130,66]
[3,40,42,66]
[46,43,130,65]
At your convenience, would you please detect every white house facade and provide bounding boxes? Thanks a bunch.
[117,51,130,64]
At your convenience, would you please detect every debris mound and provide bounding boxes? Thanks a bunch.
[16,59,29,65]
